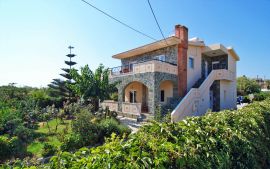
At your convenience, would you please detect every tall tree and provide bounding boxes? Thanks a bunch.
[69,64,117,110]
[48,46,77,103]
[237,76,261,95]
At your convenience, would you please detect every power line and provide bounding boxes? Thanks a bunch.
[80,0,157,41]
[147,0,168,45]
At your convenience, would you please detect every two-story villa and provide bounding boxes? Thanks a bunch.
[102,24,240,122]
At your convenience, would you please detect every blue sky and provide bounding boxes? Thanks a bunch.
[0,0,269,87]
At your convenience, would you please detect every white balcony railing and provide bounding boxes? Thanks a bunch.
[101,101,142,115]
[122,102,141,115]
[101,100,118,112]
[109,59,177,78]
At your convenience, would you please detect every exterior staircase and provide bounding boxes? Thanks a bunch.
[161,97,182,114]
[171,69,234,122]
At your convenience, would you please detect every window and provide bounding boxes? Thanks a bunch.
[156,55,165,62]
[189,57,194,69]
[160,90,165,102]
[129,91,137,103]
[129,63,133,72]
[212,61,220,70]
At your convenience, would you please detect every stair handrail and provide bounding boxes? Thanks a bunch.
[171,70,216,122]
[171,69,233,122]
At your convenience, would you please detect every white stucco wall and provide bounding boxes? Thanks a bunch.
[187,46,202,91]
[225,53,237,109]
[220,80,237,110]
[228,54,236,74]
[198,88,211,115]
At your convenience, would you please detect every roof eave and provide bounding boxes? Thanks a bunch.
[227,47,240,61]
[112,36,181,59]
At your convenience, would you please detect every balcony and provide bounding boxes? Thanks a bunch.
[109,59,178,78]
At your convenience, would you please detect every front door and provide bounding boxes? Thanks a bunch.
[129,90,137,103]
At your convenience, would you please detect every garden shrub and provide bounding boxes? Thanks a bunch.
[42,143,57,157]
[0,136,11,161]
[38,99,270,169]
[254,92,270,101]
[98,118,131,141]
[242,95,251,103]
[0,136,26,162]
[14,125,34,143]
[71,112,100,145]
[61,114,131,152]
[9,137,27,158]
[61,133,84,152]
[154,104,171,122]
[110,92,118,101]
[154,104,163,122]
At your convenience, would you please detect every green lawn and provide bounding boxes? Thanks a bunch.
[27,119,71,157]
[27,142,44,157]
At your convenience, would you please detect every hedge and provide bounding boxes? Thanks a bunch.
[4,99,270,168]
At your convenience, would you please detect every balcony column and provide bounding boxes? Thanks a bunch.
[118,87,123,112]
[147,85,155,114]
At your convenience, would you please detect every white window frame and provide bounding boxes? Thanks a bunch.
[129,90,137,103]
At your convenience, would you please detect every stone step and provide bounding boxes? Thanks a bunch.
[118,116,149,133]
[117,111,154,122]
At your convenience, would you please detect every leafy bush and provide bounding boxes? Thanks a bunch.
[29,89,52,108]
[71,112,100,144]
[0,136,11,161]
[98,118,131,141]
[254,92,270,101]
[61,133,84,152]
[242,95,251,103]
[61,113,131,152]
[237,76,261,95]
[42,143,57,157]
[110,92,118,101]
[0,108,22,135]
[96,107,118,119]
[0,136,26,162]
[154,104,163,122]
[0,86,63,163]
[39,99,270,169]
[61,112,99,151]
[154,104,171,122]
[14,125,34,143]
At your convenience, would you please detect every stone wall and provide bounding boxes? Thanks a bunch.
[110,72,178,114]
[121,45,178,65]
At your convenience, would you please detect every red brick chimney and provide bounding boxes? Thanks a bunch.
[175,25,188,97]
